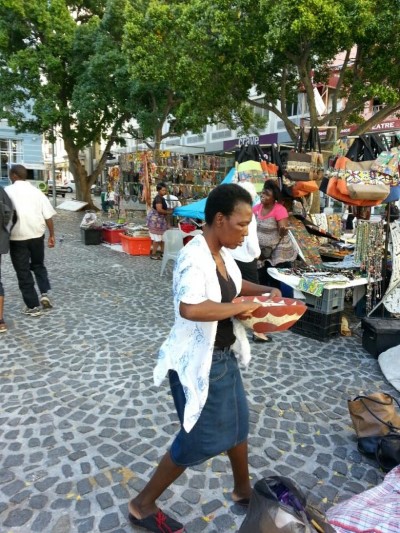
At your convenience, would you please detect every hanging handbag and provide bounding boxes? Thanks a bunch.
[237,160,264,182]
[371,148,400,178]
[347,182,390,201]
[291,180,319,198]
[239,476,335,533]
[306,127,324,181]
[285,128,313,182]
[255,144,279,179]
[326,138,389,205]
[326,177,382,207]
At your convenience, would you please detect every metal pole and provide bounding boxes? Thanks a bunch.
[51,128,56,208]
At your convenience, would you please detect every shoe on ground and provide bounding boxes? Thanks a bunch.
[0,320,7,333]
[22,306,42,317]
[128,509,184,532]
[252,333,273,343]
[40,293,53,309]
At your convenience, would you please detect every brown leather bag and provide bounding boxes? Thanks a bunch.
[348,393,400,438]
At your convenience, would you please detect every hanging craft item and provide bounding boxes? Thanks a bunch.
[324,135,390,206]
[284,127,324,182]
[284,128,311,182]
[288,216,323,267]
[283,127,321,198]
[355,220,384,312]
[381,222,400,314]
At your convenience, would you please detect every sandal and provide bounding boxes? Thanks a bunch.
[0,320,7,333]
[150,255,159,260]
[252,333,273,343]
[233,498,250,507]
[128,509,184,532]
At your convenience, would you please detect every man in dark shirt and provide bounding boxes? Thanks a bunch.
[0,186,15,332]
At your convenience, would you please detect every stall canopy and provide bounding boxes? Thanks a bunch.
[173,168,235,220]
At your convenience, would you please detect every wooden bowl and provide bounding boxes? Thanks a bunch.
[233,296,307,333]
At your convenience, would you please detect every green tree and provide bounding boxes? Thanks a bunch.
[0,0,135,205]
[247,0,400,144]
[122,0,265,155]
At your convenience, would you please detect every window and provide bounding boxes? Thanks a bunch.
[252,98,268,118]
[285,101,299,117]
[372,98,383,115]
[0,139,23,178]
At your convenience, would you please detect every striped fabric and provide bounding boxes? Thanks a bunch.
[326,465,400,533]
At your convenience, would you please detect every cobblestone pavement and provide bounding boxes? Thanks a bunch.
[0,205,397,533]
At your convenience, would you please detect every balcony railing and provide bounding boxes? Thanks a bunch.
[372,105,384,115]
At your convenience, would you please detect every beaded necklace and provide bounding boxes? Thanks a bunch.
[355,220,384,312]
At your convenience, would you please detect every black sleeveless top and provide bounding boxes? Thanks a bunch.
[214,269,237,349]
[152,194,168,211]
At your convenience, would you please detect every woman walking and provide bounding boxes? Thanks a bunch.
[128,183,280,532]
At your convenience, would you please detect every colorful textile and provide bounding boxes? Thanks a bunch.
[146,208,168,236]
[326,465,400,533]
[311,213,329,245]
[288,216,322,266]
[326,214,342,239]
[298,273,350,296]
[298,277,325,296]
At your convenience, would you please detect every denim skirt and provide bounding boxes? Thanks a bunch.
[169,347,249,467]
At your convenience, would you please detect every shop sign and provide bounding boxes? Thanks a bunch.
[238,135,260,146]
[224,132,278,151]
[340,118,400,135]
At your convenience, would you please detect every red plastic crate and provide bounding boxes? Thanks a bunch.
[120,234,152,255]
[102,228,125,244]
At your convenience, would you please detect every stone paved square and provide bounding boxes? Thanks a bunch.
[0,209,395,532]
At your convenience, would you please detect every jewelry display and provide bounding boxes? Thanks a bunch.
[355,221,384,312]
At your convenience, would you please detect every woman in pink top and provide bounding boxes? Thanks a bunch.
[253,180,297,295]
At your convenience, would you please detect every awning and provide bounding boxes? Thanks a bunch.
[23,163,46,170]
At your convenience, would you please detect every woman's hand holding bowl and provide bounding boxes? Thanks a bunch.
[267,288,282,299]
[234,301,262,320]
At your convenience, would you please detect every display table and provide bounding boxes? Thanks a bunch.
[267,268,369,305]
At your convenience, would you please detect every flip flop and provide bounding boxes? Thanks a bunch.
[252,333,273,343]
[128,510,184,532]
[233,498,250,507]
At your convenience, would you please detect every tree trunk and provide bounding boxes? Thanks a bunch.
[63,138,98,209]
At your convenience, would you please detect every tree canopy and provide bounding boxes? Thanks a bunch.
[122,0,265,149]
[247,0,400,142]
[0,0,399,207]
[0,0,136,203]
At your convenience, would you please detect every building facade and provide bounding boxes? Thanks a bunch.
[0,119,45,180]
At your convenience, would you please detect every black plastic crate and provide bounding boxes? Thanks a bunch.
[291,309,342,342]
[303,288,345,314]
[81,228,102,245]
